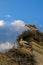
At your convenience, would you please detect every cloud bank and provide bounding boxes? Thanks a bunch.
[11,20,25,27]
[0,42,14,52]
[0,20,26,51]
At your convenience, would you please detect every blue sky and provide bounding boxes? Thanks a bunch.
[0,0,43,51]
[0,0,43,24]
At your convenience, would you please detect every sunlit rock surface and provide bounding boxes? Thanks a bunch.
[0,24,43,65]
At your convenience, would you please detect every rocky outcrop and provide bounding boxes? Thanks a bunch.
[25,24,37,31]
[0,47,35,65]
[0,24,43,65]
[17,24,43,65]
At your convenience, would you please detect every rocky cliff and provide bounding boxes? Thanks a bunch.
[0,24,43,65]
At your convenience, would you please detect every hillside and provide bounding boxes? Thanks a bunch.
[0,24,43,65]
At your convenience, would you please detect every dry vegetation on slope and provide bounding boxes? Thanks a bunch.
[0,24,43,65]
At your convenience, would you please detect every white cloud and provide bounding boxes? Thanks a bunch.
[0,20,5,26]
[0,20,26,52]
[5,14,11,18]
[0,42,13,51]
[11,20,25,30]
[11,20,25,27]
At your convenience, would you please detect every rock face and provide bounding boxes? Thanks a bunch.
[0,47,35,65]
[0,24,43,65]
[17,24,43,65]
[25,24,37,31]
